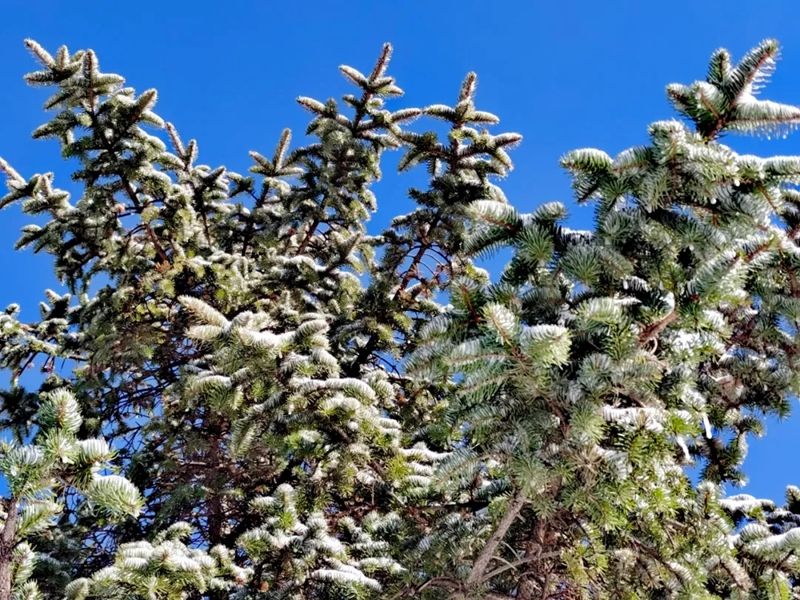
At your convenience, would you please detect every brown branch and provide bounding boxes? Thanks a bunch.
[638,310,678,345]
[462,489,527,591]
[480,550,563,582]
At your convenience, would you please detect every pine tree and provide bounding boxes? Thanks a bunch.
[2,36,800,600]
[401,39,800,599]
[0,388,141,600]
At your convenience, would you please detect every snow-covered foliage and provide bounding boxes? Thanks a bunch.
[0,37,800,600]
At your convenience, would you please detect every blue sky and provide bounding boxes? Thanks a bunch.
[1,0,800,501]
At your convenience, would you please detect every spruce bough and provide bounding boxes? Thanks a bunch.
[0,37,799,599]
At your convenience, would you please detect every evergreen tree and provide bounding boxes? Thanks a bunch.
[2,36,800,600]
[403,39,800,599]
[0,388,140,600]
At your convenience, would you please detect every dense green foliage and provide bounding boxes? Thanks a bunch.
[2,37,800,599]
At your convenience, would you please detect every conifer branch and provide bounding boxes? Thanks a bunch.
[461,490,527,592]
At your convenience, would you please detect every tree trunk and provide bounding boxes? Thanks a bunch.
[0,557,11,600]
[0,498,18,600]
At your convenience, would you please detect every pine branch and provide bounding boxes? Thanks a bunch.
[461,489,527,592]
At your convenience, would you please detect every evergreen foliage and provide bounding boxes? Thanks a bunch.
[1,37,800,599]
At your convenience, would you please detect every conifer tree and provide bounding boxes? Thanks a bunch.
[0,388,140,600]
[403,39,800,599]
[2,36,800,600]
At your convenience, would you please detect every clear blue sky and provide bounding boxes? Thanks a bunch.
[1,0,799,501]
